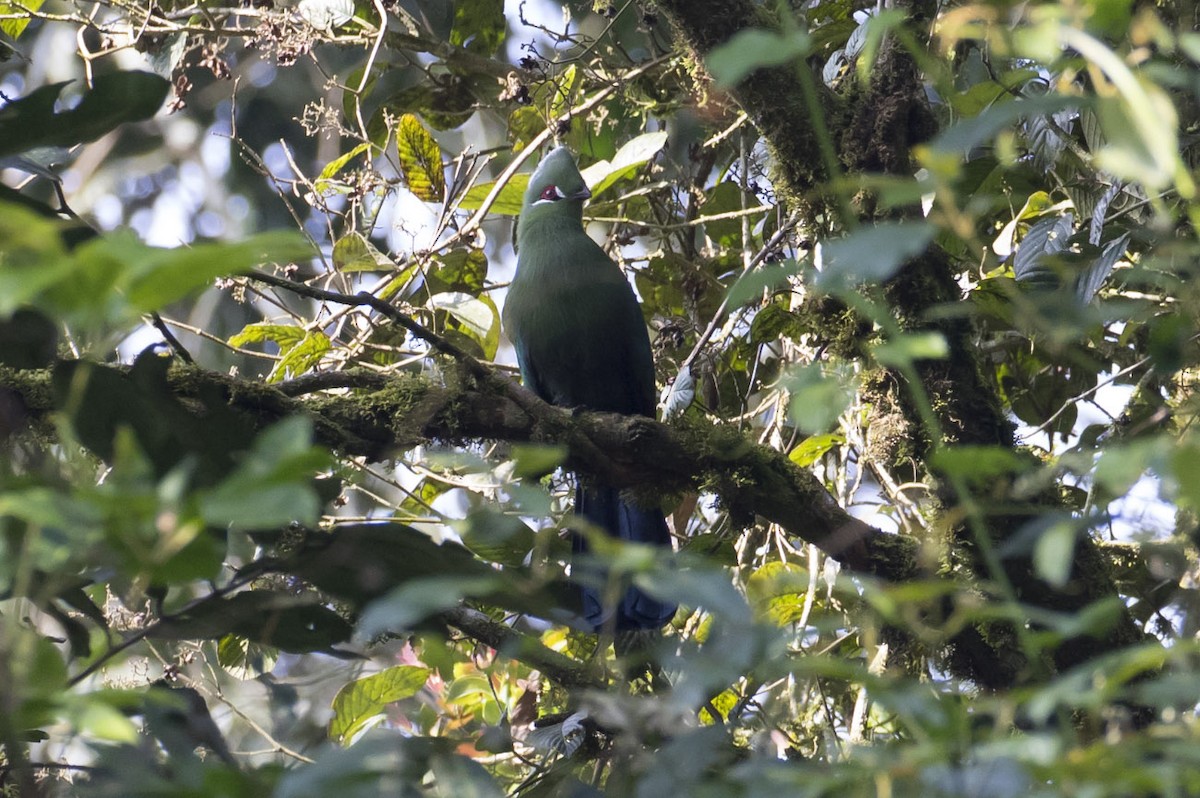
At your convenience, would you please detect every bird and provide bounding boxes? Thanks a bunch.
[502,146,677,632]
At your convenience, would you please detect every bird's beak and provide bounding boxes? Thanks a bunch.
[569,186,592,201]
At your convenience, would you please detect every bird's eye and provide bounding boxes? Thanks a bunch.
[539,185,560,201]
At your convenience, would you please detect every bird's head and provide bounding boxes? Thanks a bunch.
[518,147,591,238]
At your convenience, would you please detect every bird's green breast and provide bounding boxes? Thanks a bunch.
[505,226,656,416]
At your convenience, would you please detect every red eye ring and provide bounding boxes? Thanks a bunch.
[539,185,559,201]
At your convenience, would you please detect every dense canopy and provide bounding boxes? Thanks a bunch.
[2,0,1200,795]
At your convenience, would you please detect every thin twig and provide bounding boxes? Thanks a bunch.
[67,563,270,688]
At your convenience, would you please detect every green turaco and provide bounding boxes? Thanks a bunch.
[502,146,677,631]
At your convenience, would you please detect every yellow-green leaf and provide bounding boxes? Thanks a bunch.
[0,0,44,38]
[269,331,331,382]
[788,433,846,467]
[316,142,369,193]
[228,323,307,350]
[329,665,430,745]
[456,174,529,215]
[396,114,445,202]
[333,232,395,272]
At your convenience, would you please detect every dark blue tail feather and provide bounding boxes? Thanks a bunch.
[574,484,677,631]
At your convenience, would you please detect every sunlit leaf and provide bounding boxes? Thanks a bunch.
[329,665,431,745]
[270,331,331,381]
[0,0,44,38]
[788,433,846,467]
[316,143,370,193]
[397,114,446,202]
[579,131,668,198]
[457,173,530,215]
[229,322,307,350]
[873,331,949,366]
[430,291,497,344]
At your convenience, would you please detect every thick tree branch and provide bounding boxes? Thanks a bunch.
[1,361,913,579]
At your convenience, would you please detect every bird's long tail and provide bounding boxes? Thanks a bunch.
[574,484,677,631]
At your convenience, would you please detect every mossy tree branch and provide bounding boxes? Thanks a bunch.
[650,0,1152,677]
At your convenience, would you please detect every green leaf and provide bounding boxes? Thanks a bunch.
[370,82,476,135]
[510,444,567,479]
[0,0,44,39]
[0,307,57,368]
[578,131,668,198]
[0,72,170,159]
[816,222,934,288]
[431,248,487,293]
[749,302,802,345]
[701,182,756,248]
[855,9,909,84]
[229,322,307,350]
[707,29,811,88]
[217,634,278,681]
[930,95,1081,156]
[270,331,332,382]
[276,734,453,797]
[725,260,801,308]
[785,363,856,434]
[455,509,537,566]
[456,173,530,215]
[64,694,140,744]
[117,229,312,312]
[0,202,74,316]
[329,666,431,745]
[397,114,446,202]
[872,331,949,367]
[1033,521,1078,588]
[788,433,846,467]
[429,753,506,798]
[1172,442,1200,511]
[316,143,370,193]
[931,446,1029,482]
[288,523,575,621]
[430,291,497,347]
[357,575,503,637]
[449,0,505,55]
[200,417,333,529]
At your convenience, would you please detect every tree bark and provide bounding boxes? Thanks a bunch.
[650,0,1152,680]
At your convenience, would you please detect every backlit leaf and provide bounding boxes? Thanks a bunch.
[397,114,446,202]
[270,331,332,382]
[0,0,44,38]
[330,665,431,745]
[457,174,530,215]
[229,322,307,350]
[333,232,396,272]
